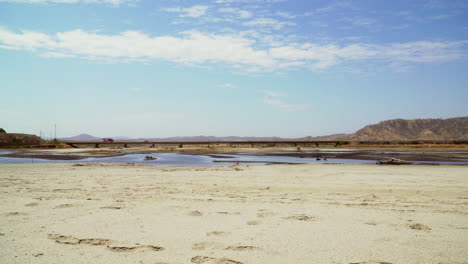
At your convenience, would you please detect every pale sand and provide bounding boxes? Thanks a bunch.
[0,163,467,264]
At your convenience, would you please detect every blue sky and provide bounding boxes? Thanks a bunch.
[1,0,467,138]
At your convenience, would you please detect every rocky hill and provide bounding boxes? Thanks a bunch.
[0,132,42,147]
[344,117,468,141]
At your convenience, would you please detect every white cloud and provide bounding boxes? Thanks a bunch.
[0,29,55,50]
[218,7,252,19]
[275,11,296,19]
[0,28,466,72]
[262,91,310,111]
[0,28,276,69]
[217,83,236,88]
[163,5,209,18]
[243,18,296,30]
[215,0,286,3]
[0,0,136,5]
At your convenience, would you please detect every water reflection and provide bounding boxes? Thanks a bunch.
[0,152,376,166]
[0,152,466,165]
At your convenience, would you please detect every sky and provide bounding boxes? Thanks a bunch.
[1,0,467,138]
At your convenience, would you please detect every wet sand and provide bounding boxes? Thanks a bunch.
[1,163,467,264]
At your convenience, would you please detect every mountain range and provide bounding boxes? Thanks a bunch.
[60,117,468,142]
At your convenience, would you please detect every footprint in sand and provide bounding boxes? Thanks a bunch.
[25,202,39,207]
[206,231,229,237]
[192,241,224,250]
[48,234,164,253]
[257,211,275,218]
[191,256,244,264]
[48,234,112,245]
[216,212,240,215]
[225,246,260,251]
[409,223,431,231]
[107,245,164,252]
[189,211,203,216]
[54,204,76,209]
[4,212,27,217]
[349,260,392,264]
[246,220,261,226]
[100,206,123,210]
[283,215,316,221]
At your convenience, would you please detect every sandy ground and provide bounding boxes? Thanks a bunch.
[0,163,467,264]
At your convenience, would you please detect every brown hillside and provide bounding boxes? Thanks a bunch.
[0,133,42,147]
[346,117,468,141]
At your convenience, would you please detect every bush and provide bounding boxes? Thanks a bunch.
[336,141,349,147]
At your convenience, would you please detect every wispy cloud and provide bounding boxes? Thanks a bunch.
[304,1,351,16]
[275,11,296,19]
[218,7,252,19]
[429,14,452,20]
[263,90,285,97]
[217,83,237,88]
[425,0,468,9]
[163,5,209,18]
[0,0,136,5]
[341,17,377,26]
[215,0,286,3]
[262,91,310,111]
[40,51,75,58]
[243,18,296,30]
[0,28,466,72]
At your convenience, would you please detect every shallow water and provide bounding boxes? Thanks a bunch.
[0,152,467,166]
[210,154,376,165]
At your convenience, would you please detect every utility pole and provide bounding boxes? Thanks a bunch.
[54,124,57,140]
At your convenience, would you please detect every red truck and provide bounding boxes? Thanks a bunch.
[102,138,114,142]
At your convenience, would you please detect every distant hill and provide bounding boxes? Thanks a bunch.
[343,117,468,141]
[61,117,468,142]
[300,134,348,141]
[60,134,102,141]
[137,136,285,142]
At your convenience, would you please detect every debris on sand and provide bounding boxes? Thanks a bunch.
[377,158,412,165]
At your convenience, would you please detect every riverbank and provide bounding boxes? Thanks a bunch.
[1,163,467,264]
